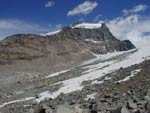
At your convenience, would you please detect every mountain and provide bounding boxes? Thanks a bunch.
[1,22,150,113]
[0,22,135,72]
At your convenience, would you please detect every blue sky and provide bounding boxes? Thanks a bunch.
[1,0,149,25]
[0,0,150,45]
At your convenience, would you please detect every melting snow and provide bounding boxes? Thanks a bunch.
[46,69,71,78]
[0,97,35,108]
[116,69,141,83]
[92,76,112,85]
[82,49,136,66]
[36,91,51,102]
[92,80,104,84]
[145,56,150,60]
[85,93,97,100]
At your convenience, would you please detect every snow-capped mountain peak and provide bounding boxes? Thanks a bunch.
[42,22,103,36]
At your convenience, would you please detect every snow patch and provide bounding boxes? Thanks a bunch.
[85,39,102,44]
[35,78,83,102]
[36,91,51,103]
[85,93,97,100]
[145,56,150,60]
[0,97,35,108]
[82,49,136,66]
[116,69,141,83]
[46,69,71,78]
[92,80,104,84]
[72,23,102,29]
[82,61,113,74]
[92,77,112,85]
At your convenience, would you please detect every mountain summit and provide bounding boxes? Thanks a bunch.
[59,22,135,53]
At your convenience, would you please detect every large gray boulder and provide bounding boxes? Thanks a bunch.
[127,100,137,109]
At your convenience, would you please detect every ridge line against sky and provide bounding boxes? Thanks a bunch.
[0,0,150,46]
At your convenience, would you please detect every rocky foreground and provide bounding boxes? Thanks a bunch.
[25,60,150,113]
[0,47,150,113]
[19,60,150,113]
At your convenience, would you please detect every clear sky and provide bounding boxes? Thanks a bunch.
[0,0,150,46]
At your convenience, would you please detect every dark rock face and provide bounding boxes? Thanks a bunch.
[57,23,135,54]
[0,23,135,68]
[120,40,136,51]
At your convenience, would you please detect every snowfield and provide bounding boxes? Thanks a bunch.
[1,44,150,108]
[35,44,150,102]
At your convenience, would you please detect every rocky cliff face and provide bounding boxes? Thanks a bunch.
[0,23,135,69]
[60,23,135,54]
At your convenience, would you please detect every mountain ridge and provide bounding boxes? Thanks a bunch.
[0,23,135,70]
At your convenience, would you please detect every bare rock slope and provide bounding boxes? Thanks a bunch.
[0,23,135,72]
